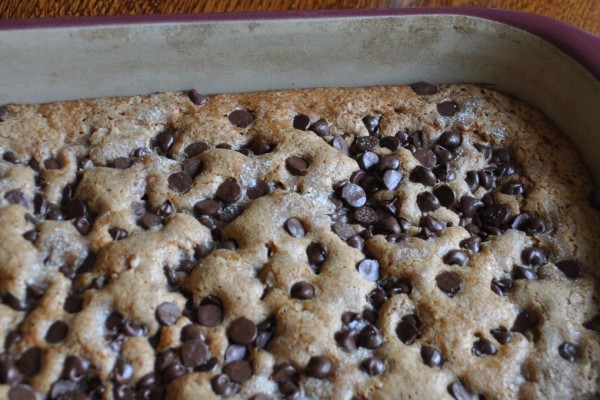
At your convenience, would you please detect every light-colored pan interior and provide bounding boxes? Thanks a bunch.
[1,15,599,200]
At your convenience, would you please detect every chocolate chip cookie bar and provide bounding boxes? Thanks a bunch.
[0,83,598,399]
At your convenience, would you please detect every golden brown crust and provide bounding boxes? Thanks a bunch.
[0,84,598,400]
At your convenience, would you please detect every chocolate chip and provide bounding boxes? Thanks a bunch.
[511,311,537,334]
[0,354,21,384]
[307,241,328,271]
[359,357,384,376]
[216,143,234,150]
[4,292,27,311]
[583,315,600,332]
[111,157,133,169]
[161,362,186,384]
[293,114,311,130]
[448,380,473,400]
[526,216,548,235]
[331,136,349,155]
[521,247,548,266]
[352,206,379,225]
[4,190,27,206]
[340,183,366,208]
[0,105,11,122]
[459,196,484,218]
[490,278,513,296]
[433,163,456,182]
[431,145,453,163]
[482,204,511,227]
[501,180,525,195]
[443,250,468,266]
[356,259,379,281]
[304,355,333,379]
[472,338,497,357]
[105,311,124,333]
[212,373,239,396]
[4,331,21,351]
[290,281,315,300]
[353,136,380,152]
[435,271,463,297]
[416,191,440,212]
[23,229,38,243]
[8,385,36,400]
[514,266,538,280]
[420,346,443,367]
[413,149,437,168]
[555,260,582,279]
[112,358,133,385]
[156,130,174,153]
[46,321,69,343]
[377,216,402,235]
[558,342,577,362]
[437,101,459,117]
[490,327,511,344]
[139,212,161,229]
[166,171,193,193]
[192,199,219,217]
[346,235,364,250]
[16,347,42,376]
[188,89,208,105]
[184,142,209,158]
[221,345,246,365]
[228,109,254,128]
[223,360,252,383]
[362,116,380,135]
[106,227,127,241]
[3,151,21,164]
[155,302,180,326]
[44,157,61,170]
[247,181,270,199]
[396,320,418,345]
[283,217,306,238]
[379,170,402,191]
[331,222,354,241]
[197,304,223,327]
[420,216,445,232]
[216,179,242,203]
[73,218,90,235]
[335,330,357,352]
[357,152,379,171]
[182,158,202,177]
[410,166,436,186]
[271,363,298,384]
[465,171,479,192]
[286,156,309,176]
[122,321,148,337]
[431,185,455,208]
[227,317,257,345]
[62,199,87,220]
[309,119,330,137]
[360,175,381,194]
[357,325,383,349]
[114,385,135,400]
[180,339,209,368]
[438,130,462,150]
[410,82,437,95]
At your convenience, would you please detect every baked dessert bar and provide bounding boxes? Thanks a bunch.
[0,83,598,399]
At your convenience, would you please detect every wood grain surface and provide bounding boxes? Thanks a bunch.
[1,1,599,36]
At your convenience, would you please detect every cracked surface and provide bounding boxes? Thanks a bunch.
[0,84,598,400]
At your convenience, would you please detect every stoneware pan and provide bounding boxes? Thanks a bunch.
[1,8,599,199]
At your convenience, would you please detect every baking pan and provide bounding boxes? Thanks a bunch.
[1,8,600,201]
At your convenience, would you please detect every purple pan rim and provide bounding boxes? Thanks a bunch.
[1,8,599,81]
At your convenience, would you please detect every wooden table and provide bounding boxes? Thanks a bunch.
[2,1,599,36]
